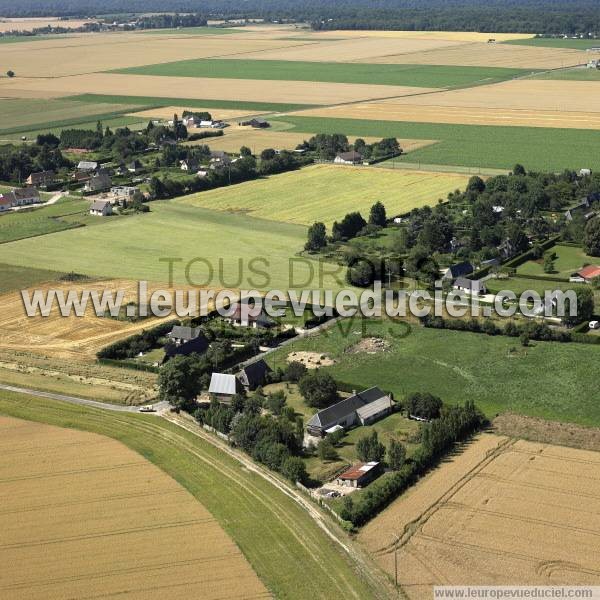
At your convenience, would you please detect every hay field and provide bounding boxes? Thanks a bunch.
[180,164,468,226]
[362,41,587,69]
[311,30,534,42]
[0,416,268,600]
[0,32,302,77]
[293,101,600,130]
[0,72,430,105]
[359,434,600,599]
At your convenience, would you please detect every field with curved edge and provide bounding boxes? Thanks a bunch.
[180,164,468,226]
[359,434,600,599]
[0,414,269,600]
[0,391,391,600]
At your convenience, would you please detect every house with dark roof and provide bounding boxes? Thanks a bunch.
[26,170,55,187]
[565,199,595,222]
[89,199,112,216]
[443,261,474,280]
[85,172,112,193]
[225,302,275,329]
[240,118,270,128]
[306,387,393,437]
[452,277,487,296]
[167,325,203,344]
[163,333,209,362]
[237,359,271,391]
[0,187,40,208]
[334,151,363,165]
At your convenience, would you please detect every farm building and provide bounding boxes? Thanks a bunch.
[167,325,204,344]
[26,170,55,187]
[208,373,242,404]
[306,387,393,437]
[89,200,112,216]
[334,151,363,165]
[240,118,270,128]
[565,199,595,222]
[577,265,600,282]
[452,277,487,296]
[180,159,200,172]
[77,160,98,172]
[336,461,382,488]
[163,333,209,362]
[237,359,271,391]
[443,261,474,280]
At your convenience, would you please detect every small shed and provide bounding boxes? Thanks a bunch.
[208,373,241,404]
[336,462,382,488]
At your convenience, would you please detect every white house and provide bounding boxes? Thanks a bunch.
[89,199,112,216]
[334,151,363,165]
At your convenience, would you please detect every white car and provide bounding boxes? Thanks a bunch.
[589,321,600,330]
[139,405,155,413]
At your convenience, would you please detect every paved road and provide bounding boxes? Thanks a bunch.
[0,383,167,413]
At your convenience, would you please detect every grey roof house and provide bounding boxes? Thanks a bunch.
[306,387,393,437]
[167,325,203,344]
[443,261,474,280]
[209,373,242,404]
[237,359,271,391]
[452,277,487,296]
[163,333,209,362]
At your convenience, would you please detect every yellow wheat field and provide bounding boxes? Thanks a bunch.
[0,17,95,32]
[128,105,265,122]
[0,72,434,104]
[359,435,600,600]
[360,41,588,69]
[310,30,535,42]
[0,416,269,600]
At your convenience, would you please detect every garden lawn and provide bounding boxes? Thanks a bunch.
[114,59,526,89]
[266,318,600,427]
[517,244,598,279]
[282,116,600,171]
[180,164,469,226]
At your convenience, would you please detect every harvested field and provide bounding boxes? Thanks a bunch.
[359,434,600,599]
[362,41,587,69]
[287,351,335,368]
[0,279,165,361]
[180,165,468,226]
[0,72,426,105]
[127,105,264,122]
[311,31,535,42]
[294,101,600,130]
[0,18,94,32]
[0,416,268,600]
[0,33,301,77]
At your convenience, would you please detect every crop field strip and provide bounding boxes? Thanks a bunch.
[359,435,600,599]
[0,392,388,600]
[114,58,527,88]
[0,415,270,600]
[280,115,600,171]
[180,164,469,226]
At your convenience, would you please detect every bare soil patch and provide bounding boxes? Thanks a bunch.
[287,351,335,368]
[346,337,390,354]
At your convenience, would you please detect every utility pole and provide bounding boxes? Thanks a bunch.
[394,534,400,588]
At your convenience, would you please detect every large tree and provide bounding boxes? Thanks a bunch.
[298,371,338,408]
[305,222,327,251]
[369,201,387,227]
[583,218,600,257]
[157,355,203,410]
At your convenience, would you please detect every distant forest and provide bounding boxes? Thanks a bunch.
[1,0,600,36]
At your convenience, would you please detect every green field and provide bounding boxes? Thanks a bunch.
[504,37,600,50]
[0,391,386,600]
[0,262,64,294]
[68,93,317,112]
[518,244,598,279]
[180,164,468,226]
[0,200,345,290]
[282,116,600,171]
[0,98,146,137]
[533,67,600,81]
[266,318,600,427]
[0,196,98,243]
[115,59,527,88]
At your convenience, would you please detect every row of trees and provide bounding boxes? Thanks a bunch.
[0,143,70,183]
[296,133,400,161]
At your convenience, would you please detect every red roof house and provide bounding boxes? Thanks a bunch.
[578,265,600,282]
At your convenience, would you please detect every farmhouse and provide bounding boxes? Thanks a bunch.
[0,187,41,209]
[336,461,382,488]
[85,172,112,193]
[577,265,600,282]
[443,261,474,280]
[208,373,242,404]
[89,199,112,216]
[306,387,393,437]
[167,325,203,344]
[237,359,271,391]
[565,199,595,222]
[180,158,200,172]
[334,151,363,165]
[453,277,487,296]
[164,332,209,362]
[26,170,55,187]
